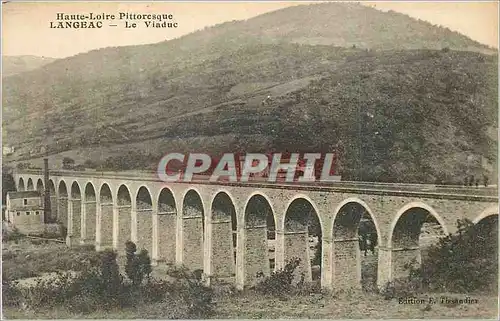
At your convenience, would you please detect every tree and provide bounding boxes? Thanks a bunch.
[100,250,122,297]
[62,157,75,170]
[2,167,16,205]
[124,241,152,286]
[418,219,498,292]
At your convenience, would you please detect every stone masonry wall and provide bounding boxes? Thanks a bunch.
[182,217,204,270]
[211,220,235,277]
[117,206,132,253]
[244,226,269,286]
[392,248,421,280]
[332,239,361,289]
[71,199,81,243]
[84,202,96,244]
[284,232,311,283]
[157,213,177,264]
[58,198,68,228]
[136,210,153,254]
[50,195,58,222]
[100,204,113,248]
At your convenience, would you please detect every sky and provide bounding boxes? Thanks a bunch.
[2,1,499,58]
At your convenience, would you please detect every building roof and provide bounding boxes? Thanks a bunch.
[7,191,41,199]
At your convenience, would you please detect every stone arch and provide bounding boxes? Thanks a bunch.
[136,186,153,254]
[243,193,276,286]
[116,184,132,252]
[18,177,25,191]
[99,183,114,249]
[388,202,448,281]
[157,187,177,264]
[473,206,499,224]
[182,189,205,270]
[283,196,322,284]
[210,191,237,278]
[71,181,81,199]
[26,178,34,191]
[36,179,44,192]
[48,179,56,194]
[83,182,97,245]
[58,180,69,228]
[70,182,82,245]
[331,198,381,290]
[473,206,498,256]
[388,202,448,248]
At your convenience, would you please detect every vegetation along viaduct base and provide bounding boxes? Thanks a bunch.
[14,169,498,291]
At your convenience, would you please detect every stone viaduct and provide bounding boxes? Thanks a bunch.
[14,169,498,290]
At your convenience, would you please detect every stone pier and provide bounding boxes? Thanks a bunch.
[210,219,235,277]
[182,215,204,270]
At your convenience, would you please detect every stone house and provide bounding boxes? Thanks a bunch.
[5,191,45,234]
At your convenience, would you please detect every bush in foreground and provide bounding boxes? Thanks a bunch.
[254,258,307,296]
[418,218,497,293]
[381,218,498,298]
[3,243,215,318]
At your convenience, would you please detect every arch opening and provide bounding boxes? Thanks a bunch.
[26,178,34,191]
[116,185,132,252]
[211,192,237,278]
[48,180,56,194]
[36,179,44,193]
[158,188,177,264]
[136,186,153,253]
[99,184,113,248]
[390,206,447,281]
[284,198,322,285]
[182,190,204,271]
[18,177,25,191]
[58,181,69,228]
[243,194,275,286]
[71,182,81,199]
[333,201,379,291]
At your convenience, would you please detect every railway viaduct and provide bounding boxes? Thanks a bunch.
[14,169,498,291]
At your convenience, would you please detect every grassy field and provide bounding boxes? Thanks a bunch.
[2,237,100,280]
[2,238,498,319]
[4,289,497,319]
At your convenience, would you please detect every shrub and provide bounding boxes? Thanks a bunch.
[417,219,497,293]
[124,241,152,286]
[379,262,424,300]
[4,243,215,318]
[2,227,25,242]
[382,218,498,297]
[62,157,75,170]
[83,159,98,169]
[254,257,302,296]
[99,250,123,299]
[167,267,215,318]
[1,274,22,307]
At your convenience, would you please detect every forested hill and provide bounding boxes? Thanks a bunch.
[2,55,57,77]
[170,2,494,53]
[2,3,497,183]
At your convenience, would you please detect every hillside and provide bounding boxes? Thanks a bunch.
[2,55,57,77]
[2,2,498,183]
